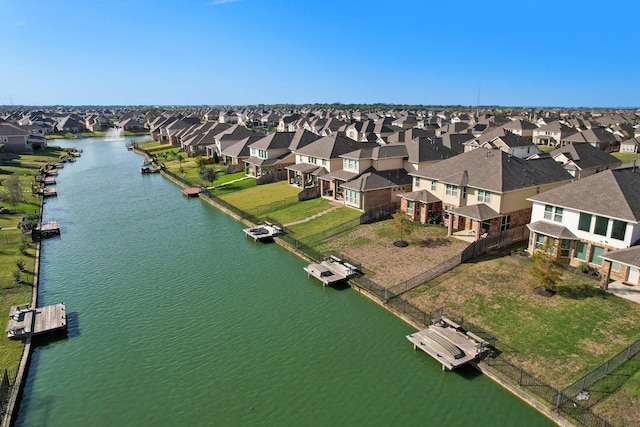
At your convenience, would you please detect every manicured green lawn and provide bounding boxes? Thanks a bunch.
[260,197,333,225]
[211,178,256,196]
[611,152,639,163]
[217,181,300,211]
[286,207,362,241]
[212,171,246,186]
[536,144,555,153]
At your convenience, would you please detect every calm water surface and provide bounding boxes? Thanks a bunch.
[15,137,554,426]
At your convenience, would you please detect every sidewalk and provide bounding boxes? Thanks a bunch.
[283,201,343,227]
[206,176,250,190]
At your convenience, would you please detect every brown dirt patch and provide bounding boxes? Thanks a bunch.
[315,222,469,287]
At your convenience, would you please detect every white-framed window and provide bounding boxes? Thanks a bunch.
[257,149,267,159]
[431,180,437,191]
[612,262,621,272]
[501,215,511,231]
[322,159,328,167]
[445,184,458,197]
[477,190,491,203]
[343,158,358,170]
[407,200,414,215]
[345,189,359,205]
[543,205,563,222]
[308,156,317,165]
[414,177,420,187]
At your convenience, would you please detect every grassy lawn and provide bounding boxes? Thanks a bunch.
[19,146,70,163]
[260,197,333,225]
[286,206,362,241]
[0,156,43,372]
[611,151,639,163]
[212,171,246,186]
[217,181,300,211]
[404,250,640,389]
[536,145,555,153]
[211,178,256,196]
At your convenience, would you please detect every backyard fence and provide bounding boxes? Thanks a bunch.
[359,202,399,224]
[0,369,17,418]
[256,170,287,185]
[563,337,640,398]
[460,225,529,261]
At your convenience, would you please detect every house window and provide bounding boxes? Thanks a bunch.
[560,239,571,257]
[444,205,452,219]
[407,201,414,215]
[611,220,627,241]
[431,180,437,191]
[462,187,467,199]
[535,234,545,250]
[477,190,491,203]
[445,184,458,197]
[594,216,608,236]
[574,241,588,261]
[345,189,359,205]
[298,155,303,163]
[258,149,267,159]
[500,215,511,231]
[546,237,556,255]
[544,205,562,222]
[343,158,358,170]
[578,213,592,232]
[589,245,605,266]
[414,177,420,187]
[322,159,328,166]
[612,262,621,272]
[308,156,317,165]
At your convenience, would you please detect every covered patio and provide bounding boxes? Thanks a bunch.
[447,204,502,242]
[286,163,327,188]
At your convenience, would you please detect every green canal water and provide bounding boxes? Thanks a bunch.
[15,138,554,426]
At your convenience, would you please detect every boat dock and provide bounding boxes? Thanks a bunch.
[304,256,359,286]
[243,222,283,241]
[34,221,60,238]
[6,303,67,339]
[38,187,57,197]
[182,187,202,197]
[45,168,59,176]
[407,316,489,370]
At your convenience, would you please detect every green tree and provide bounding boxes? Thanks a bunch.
[391,211,413,247]
[0,175,24,212]
[529,245,563,293]
[199,167,218,186]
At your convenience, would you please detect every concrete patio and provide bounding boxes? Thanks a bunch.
[605,280,640,304]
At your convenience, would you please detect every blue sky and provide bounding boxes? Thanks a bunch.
[0,0,638,107]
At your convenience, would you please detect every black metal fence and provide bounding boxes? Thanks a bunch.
[0,368,17,419]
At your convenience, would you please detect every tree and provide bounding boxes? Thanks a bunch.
[0,175,24,213]
[199,166,218,186]
[529,245,563,294]
[391,211,413,247]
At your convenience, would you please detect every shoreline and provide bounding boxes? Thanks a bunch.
[2,197,44,427]
[157,164,572,427]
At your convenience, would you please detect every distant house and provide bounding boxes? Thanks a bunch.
[561,127,621,152]
[620,137,640,154]
[550,143,622,179]
[527,169,640,287]
[532,121,576,146]
[0,122,33,154]
[244,132,297,177]
[501,119,538,139]
[400,149,572,238]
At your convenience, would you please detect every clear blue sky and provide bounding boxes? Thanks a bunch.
[1,0,638,107]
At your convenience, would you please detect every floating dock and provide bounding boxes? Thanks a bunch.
[6,303,67,339]
[243,223,282,241]
[34,221,60,238]
[304,256,359,286]
[182,187,202,197]
[140,165,161,173]
[45,168,59,176]
[407,317,489,370]
[38,187,57,197]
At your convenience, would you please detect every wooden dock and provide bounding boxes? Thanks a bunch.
[45,168,59,176]
[304,256,359,286]
[34,221,60,238]
[38,187,57,197]
[407,317,489,370]
[182,187,202,197]
[6,303,67,339]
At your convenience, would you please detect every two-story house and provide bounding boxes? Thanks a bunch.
[527,168,640,286]
[399,149,572,238]
[550,142,621,179]
[244,132,298,177]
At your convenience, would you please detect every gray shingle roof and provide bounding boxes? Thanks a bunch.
[528,168,640,222]
[450,203,501,221]
[527,221,578,239]
[295,135,374,159]
[600,246,640,267]
[412,149,572,193]
[551,142,621,170]
[341,168,412,192]
[397,189,441,203]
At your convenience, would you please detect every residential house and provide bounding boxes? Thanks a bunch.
[501,119,538,139]
[220,135,265,166]
[287,134,364,190]
[560,127,621,152]
[532,121,576,146]
[0,122,33,154]
[619,137,640,154]
[399,149,572,238]
[550,143,622,179]
[526,169,640,286]
[244,132,298,177]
